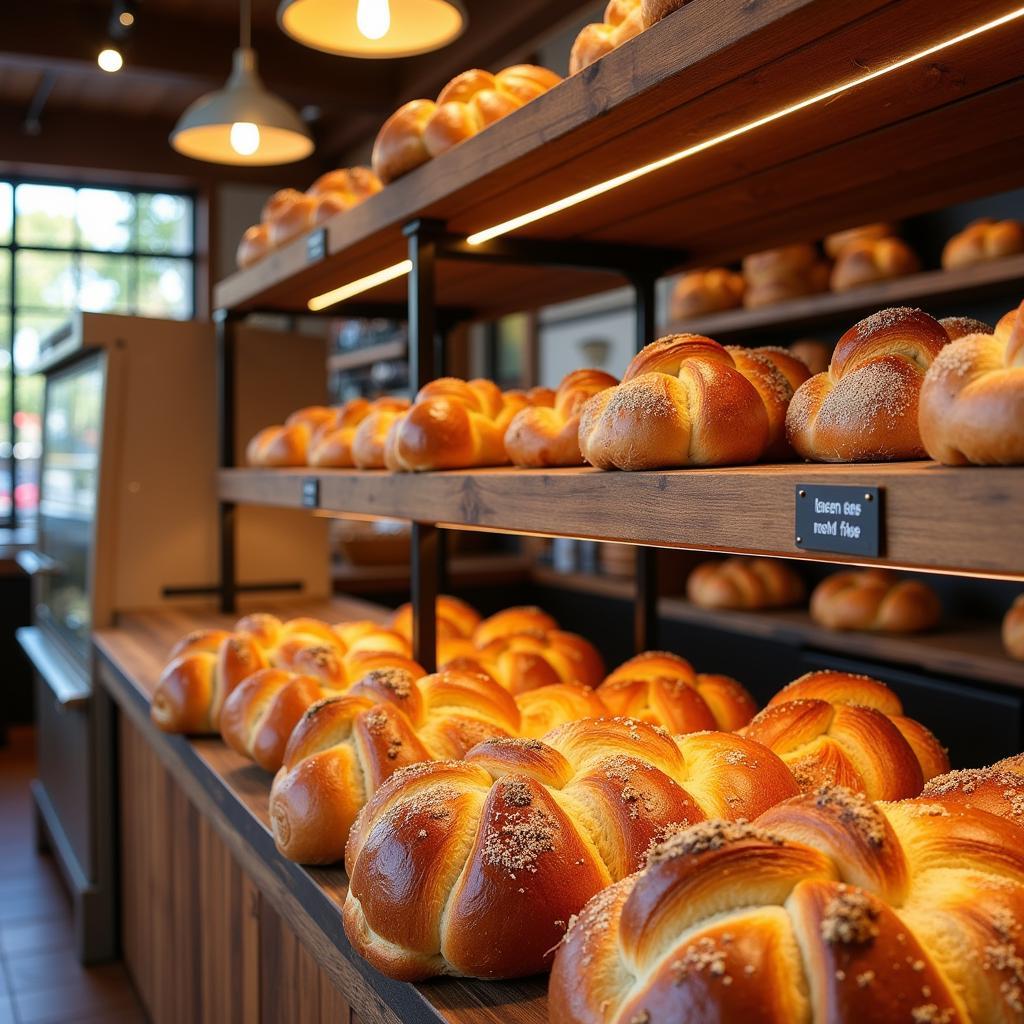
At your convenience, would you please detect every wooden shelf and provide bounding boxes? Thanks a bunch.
[213,0,1024,318]
[220,462,1024,580]
[327,339,407,373]
[94,601,547,1024]
[532,567,1024,690]
[666,254,1024,342]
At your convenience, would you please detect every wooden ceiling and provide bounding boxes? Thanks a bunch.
[0,0,593,186]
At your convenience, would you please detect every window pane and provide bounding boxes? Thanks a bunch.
[0,249,9,303]
[0,314,9,449]
[138,193,192,255]
[0,182,11,246]
[80,252,132,312]
[14,312,68,374]
[15,183,76,247]
[15,250,77,310]
[138,257,192,318]
[15,373,43,516]
[77,188,135,252]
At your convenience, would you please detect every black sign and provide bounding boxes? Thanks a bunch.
[795,484,882,557]
[301,477,320,509]
[306,228,327,263]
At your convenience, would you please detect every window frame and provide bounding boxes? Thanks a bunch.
[1,174,198,528]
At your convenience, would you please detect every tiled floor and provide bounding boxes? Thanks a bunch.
[0,728,147,1024]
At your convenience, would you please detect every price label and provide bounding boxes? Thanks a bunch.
[795,484,882,557]
[306,228,327,263]
[301,477,320,509]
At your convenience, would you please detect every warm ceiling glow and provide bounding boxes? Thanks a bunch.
[466,5,1024,245]
[357,0,391,39]
[307,260,413,310]
[230,121,261,156]
[97,48,124,73]
[118,10,134,26]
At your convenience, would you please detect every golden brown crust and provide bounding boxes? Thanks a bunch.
[641,0,692,27]
[472,606,559,646]
[1004,595,1024,661]
[342,718,799,980]
[504,369,618,467]
[390,595,482,643]
[942,217,1024,269]
[669,268,745,320]
[830,236,920,292]
[919,299,1024,465]
[236,223,270,269]
[350,397,410,469]
[569,0,644,75]
[686,556,805,610]
[552,785,1024,1024]
[786,307,948,462]
[514,683,607,738]
[810,570,941,634]
[741,244,830,308]
[823,222,897,259]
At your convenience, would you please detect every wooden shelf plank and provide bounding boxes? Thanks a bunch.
[94,601,548,1024]
[327,339,408,373]
[531,567,1024,690]
[219,463,1024,580]
[212,0,1024,317]
[666,254,1024,342]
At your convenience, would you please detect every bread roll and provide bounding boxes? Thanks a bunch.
[823,222,897,259]
[741,243,831,308]
[550,782,1023,1024]
[390,594,482,642]
[940,315,994,341]
[473,605,559,645]
[504,369,618,467]
[306,397,371,468]
[513,682,607,738]
[669,268,746,320]
[350,396,410,469]
[641,0,691,26]
[569,0,644,75]
[919,299,1024,465]
[1004,595,1024,661]
[265,189,317,248]
[687,556,805,610]
[579,335,807,470]
[830,236,920,292]
[744,671,949,799]
[809,569,941,633]
[785,306,949,462]
[342,718,799,980]
[598,650,757,732]
[922,752,1024,821]
[372,66,560,184]
[308,166,381,204]
[385,378,536,471]
[269,667,520,864]
[942,217,1024,269]
[236,223,270,269]
[246,406,335,467]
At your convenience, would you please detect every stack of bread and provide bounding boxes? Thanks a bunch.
[372,65,561,184]
[236,168,382,269]
[742,244,831,309]
[825,222,920,292]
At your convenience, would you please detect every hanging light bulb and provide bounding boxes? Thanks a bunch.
[97,47,124,72]
[356,0,390,40]
[171,0,312,165]
[278,0,465,58]
[229,121,261,155]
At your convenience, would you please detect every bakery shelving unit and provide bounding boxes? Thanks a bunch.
[94,2,1024,1021]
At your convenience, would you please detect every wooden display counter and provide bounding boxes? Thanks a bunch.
[94,602,547,1024]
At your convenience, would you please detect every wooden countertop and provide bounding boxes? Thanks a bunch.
[93,600,548,1024]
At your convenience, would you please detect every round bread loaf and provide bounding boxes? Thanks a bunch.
[236,223,270,269]
[809,569,941,633]
[942,217,1024,269]
[569,0,644,75]
[830,236,920,292]
[687,556,805,610]
[669,268,745,320]
[823,222,897,259]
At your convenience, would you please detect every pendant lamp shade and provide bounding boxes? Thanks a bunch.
[171,48,313,165]
[277,0,466,58]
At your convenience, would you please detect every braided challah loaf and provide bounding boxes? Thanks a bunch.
[570,0,644,75]
[350,396,410,469]
[830,236,920,292]
[246,406,335,467]
[824,223,897,259]
[598,652,757,733]
[514,683,608,739]
[384,377,533,471]
[742,244,831,309]
[342,717,799,980]
[921,753,1024,824]
[269,667,521,864]
[786,307,949,462]
[550,782,1024,1024]
[943,217,1024,269]
[578,335,805,470]
[504,369,618,467]
[687,556,805,610]
[473,605,559,645]
[390,594,482,642]
[372,65,561,184]
[919,300,1024,465]
[306,397,371,468]
[810,570,942,633]
[743,671,949,799]
[669,268,745,320]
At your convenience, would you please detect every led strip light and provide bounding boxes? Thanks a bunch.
[308,6,1024,310]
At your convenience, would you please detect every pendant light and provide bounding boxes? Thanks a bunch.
[171,0,313,166]
[277,0,466,58]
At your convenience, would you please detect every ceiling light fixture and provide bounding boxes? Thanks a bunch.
[306,5,1024,309]
[277,0,466,58]
[97,47,124,73]
[171,0,313,166]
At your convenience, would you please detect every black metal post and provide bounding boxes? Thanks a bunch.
[632,272,659,651]
[214,308,237,615]
[405,220,443,669]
